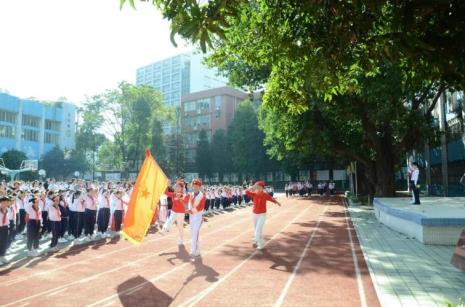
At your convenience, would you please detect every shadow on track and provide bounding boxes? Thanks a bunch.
[117,275,173,307]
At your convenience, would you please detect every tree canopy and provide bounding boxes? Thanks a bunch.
[122,0,465,196]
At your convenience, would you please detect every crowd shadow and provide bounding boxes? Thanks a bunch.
[159,244,191,265]
[117,275,173,307]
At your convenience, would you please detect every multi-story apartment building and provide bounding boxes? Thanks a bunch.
[136,52,228,134]
[0,92,76,160]
[180,86,248,167]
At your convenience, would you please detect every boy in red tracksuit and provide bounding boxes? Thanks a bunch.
[246,181,281,250]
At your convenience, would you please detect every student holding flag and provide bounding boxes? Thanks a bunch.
[188,178,206,258]
[159,180,190,245]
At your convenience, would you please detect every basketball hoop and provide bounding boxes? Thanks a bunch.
[21,160,38,172]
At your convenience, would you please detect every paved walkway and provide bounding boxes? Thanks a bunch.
[349,205,465,306]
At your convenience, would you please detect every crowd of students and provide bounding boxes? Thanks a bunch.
[285,181,336,197]
[0,178,276,265]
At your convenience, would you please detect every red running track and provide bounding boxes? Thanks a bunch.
[0,197,380,307]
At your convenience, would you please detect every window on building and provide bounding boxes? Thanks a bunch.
[22,115,41,128]
[45,132,59,145]
[45,119,60,131]
[0,110,17,124]
[215,96,222,118]
[0,125,15,139]
[184,101,196,112]
[21,129,39,142]
[197,98,210,110]
[186,149,196,163]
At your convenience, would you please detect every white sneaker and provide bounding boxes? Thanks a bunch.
[27,250,35,257]
[33,249,40,257]
[68,235,75,241]
[58,238,68,244]
[177,240,184,245]
[256,245,264,250]
[159,230,165,236]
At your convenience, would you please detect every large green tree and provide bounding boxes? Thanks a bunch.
[211,129,231,182]
[76,96,106,176]
[1,149,28,170]
[228,100,268,178]
[122,0,465,196]
[98,82,171,176]
[40,146,65,179]
[195,129,212,179]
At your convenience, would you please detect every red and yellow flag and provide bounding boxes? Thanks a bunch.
[121,149,168,245]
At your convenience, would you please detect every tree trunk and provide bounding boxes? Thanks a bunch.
[374,157,396,196]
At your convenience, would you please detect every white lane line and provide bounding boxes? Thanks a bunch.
[274,205,329,307]
[2,208,256,307]
[344,201,367,307]
[86,204,299,307]
[46,287,68,297]
[177,205,318,307]
[1,208,249,286]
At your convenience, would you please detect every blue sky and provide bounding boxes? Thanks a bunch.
[0,0,192,105]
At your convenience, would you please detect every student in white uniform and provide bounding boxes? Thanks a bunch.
[72,191,86,240]
[97,189,111,238]
[15,191,27,238]
[410,162,420,205]
[47,194,62,252]
[83,188,98,240]
[67,190,77,240]
[0,196,11,265]
[7,197,16,248]
[188,179,206,258]
[111,190,125,234]
[26,197,42,257]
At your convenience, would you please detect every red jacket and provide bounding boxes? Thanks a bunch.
[165,191,190,213]
[246,191,277,214]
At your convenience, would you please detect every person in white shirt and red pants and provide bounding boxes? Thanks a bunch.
[188,179,206,258]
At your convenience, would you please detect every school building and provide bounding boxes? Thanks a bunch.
[0,92,76,161]
[181,86,248,169]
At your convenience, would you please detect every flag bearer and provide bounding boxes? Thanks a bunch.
[188,179,206,257]
[0,196,11,265]
[160,181,190,245]
[26,197,41,257]
[246,181,281,250]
